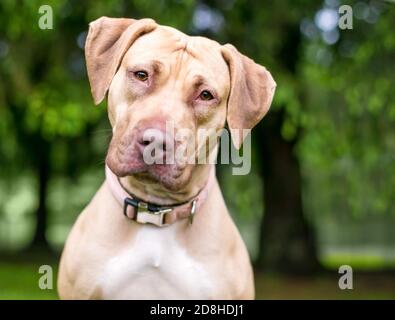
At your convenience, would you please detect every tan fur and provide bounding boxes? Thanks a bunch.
[58,17,275,300]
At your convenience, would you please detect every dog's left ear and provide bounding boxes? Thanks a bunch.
[85,17,157,105]
[221,44,276,149]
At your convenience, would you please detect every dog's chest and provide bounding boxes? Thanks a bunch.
[99,225,214,299]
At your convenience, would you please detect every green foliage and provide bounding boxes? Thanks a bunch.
[299,2,395,220]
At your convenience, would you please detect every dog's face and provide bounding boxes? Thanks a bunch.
[106,27,229,190]
[85,17,276,191]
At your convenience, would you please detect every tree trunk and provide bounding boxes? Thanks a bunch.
[256,109,320,273]
[30,142,50,250]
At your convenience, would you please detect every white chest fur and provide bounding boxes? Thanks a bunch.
[100,224,214,299]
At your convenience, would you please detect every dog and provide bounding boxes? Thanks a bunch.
[58,16,276,300]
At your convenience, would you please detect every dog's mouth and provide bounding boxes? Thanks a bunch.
[105,122,196,191]
[106,150,192,191]
[134,164,190,191]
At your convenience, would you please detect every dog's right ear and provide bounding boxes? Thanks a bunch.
[85,17,157,105]
[221,44,276,149]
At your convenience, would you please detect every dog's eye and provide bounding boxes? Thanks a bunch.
[199,90,214,101]
[134,71,148,81]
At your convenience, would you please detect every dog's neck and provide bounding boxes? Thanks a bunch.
[119,164,214,206]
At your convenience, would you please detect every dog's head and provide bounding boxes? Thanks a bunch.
[85,17,276,191]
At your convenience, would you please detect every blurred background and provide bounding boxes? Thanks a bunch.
[1,0,395,299]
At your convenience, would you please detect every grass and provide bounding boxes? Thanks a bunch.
[0,256,394,299]
[254,272,395,299]
[322,253,395,271]
[0,262,58,299]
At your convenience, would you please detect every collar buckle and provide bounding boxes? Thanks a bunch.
[189,200,197,225]
[124,198,172,227]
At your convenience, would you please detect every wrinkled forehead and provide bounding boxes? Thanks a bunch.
[122,26,230,84]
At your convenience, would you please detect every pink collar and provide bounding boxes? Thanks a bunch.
[105,165,215,227]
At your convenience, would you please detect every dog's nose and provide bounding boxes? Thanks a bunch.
[138,128,167,150]
[137,128,173,162]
